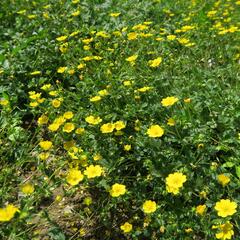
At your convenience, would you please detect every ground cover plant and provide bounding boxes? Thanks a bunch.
[0,0,240,239]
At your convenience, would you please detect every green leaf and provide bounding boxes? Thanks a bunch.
[235,166,240,179]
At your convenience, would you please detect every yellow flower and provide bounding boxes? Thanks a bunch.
[48,123,60,132]
[217,174,230,187]
[75,127,85,134]
[90,96,102,102]
[196,204,207,215]
[109,12,121,17]
[66,169,84,186]
[41,84,51,91]
[142,200,157,214]
[110,183,126,197]
[63,123,75,133]
[98,89,109,96]
[77,63,86,69]
[114,121,126,130]
[0,204,19,222]
[214,199,237,218]
[39,140,52,150]
[84,165,103,178]
[37,115,49,125]
[52,99,61,108]
[71,10,80,17]
[120,222,132,233]
[214,222,234,240]
[123,80,132,86]
[85,115,102,125]
[167,35,176,40]
[124,145,131,151]
[184,98,191,103]
[161,96,179,107]
[137,86,152,92]
[93,153,102,161]
[100,123,115,133]
[127,32,138,40]
[126,54,138,62]
[57,66,67,73]
[167,118,175,126]
[56,35,68,42]
[166,172,187,195]
[63,111,74,119]
[30,102,39,107]
[21,183,34,194]
[39,152,50,160]
[148,57,162,67]
[147,125,164,138]
[0,99,9,106]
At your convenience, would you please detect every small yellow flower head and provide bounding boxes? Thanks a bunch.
[185,228,193,233]
[110,183,126,197]
[66,169,84,186]
[195,204,207,215]
[98,89,109,96]
[39,152,50,160]
[90,96,102,102]
[126,54,138,62]
[57,66,67,73]
[128,32,138,40]
[120,222,132,233]
[83,196,92,206]
[217,174,230,187]
[75,127,85,135]
[71,10,80,17]
[0,204,19,222]
[214,222,234,240]
[93,153,102,161]
[142,200,157,214]
[0,99,9,106]
[124,145,131,151]
[166,172,187,195]
[84,165,103,178]
[184,98,191,103]
[114,121,126,131]
[63,111,74,119]
[21,183,34,194]
[214,199,237,218]
[37,115,49,125]
[48,123,60,132]
[85,115,102,125]
[52,99,61,108]
[63,123,75,133]
[109,12,121,17]
[41,84,51,91]
[137,86,152,92]
[56,35,68,42]
[147,125,164,138]
[161,96,179,107]
[39,140,52,151]
[148,57,162,67]
[100,123,115,133]
[167,118,175,126]
[123,80,132,86]
[167,35,176,40]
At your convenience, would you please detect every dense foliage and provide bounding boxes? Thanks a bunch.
[0,0,240,239]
